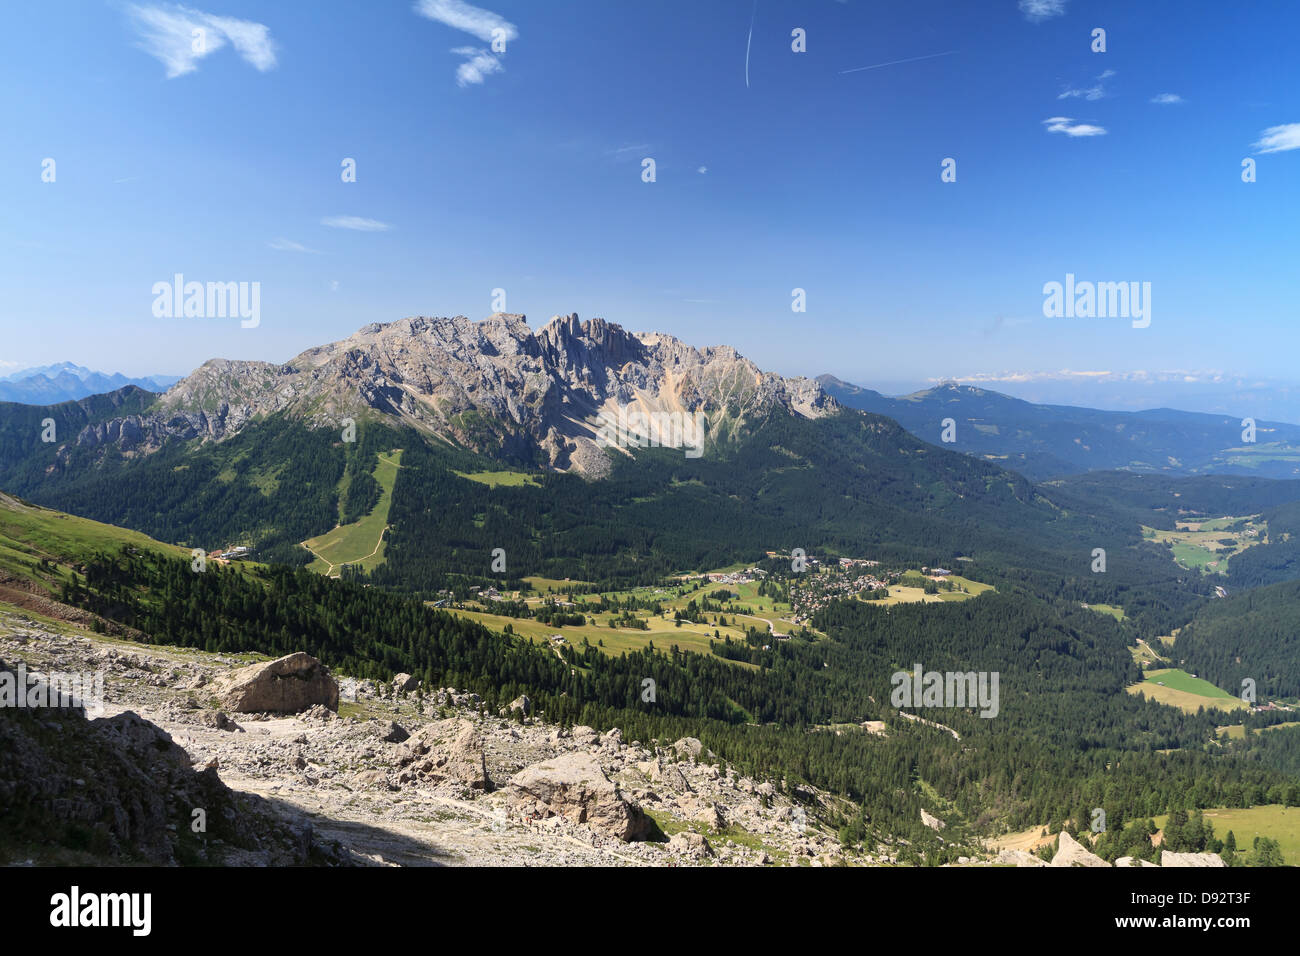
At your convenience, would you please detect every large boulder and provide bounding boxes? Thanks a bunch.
[212,652,339,714]
[395,719,488,790]
[668,831,713,860]
[1050,830,1110,867]
[507,752,652,841]
[392,673,418,695]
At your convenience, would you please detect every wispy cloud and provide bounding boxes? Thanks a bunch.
[1019,0,1067,23]
[1043,116,1106,137]
[267,238,319,253]
[1150,93,1183,105]
[607,144,651,155]
[451,46,503,86]
[1253,123,1300,154]
[697,166,708,174]
[321,216,391,232]
[414,0,518,87]
[1059,69,1113,101]
[126,3,277,78]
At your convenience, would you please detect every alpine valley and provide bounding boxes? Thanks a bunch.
[3,313,1299,867]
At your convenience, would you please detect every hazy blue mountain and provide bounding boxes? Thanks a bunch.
[0,363,179,404]
[818,376,1300,481]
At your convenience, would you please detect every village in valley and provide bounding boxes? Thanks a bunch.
[432,551,994,664]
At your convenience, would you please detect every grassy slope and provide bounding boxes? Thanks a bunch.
[0,491,188,592]
[304,450,402,575]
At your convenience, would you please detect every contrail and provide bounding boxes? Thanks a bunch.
[840,50,957,74]
[745,0,756,88]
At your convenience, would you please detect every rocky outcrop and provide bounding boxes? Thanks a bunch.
[0,658,325,865]
[395,719,488,790]
[1049,830,1110,867]
[212,652,339,714]
[1160,850,1228,867]
[506,752,653,841]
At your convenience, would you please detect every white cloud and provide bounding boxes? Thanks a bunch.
[414,0,517,86]
[1019,0,1067,23]
[451,46,503,86]
[267,238,319,253]
[1043,116,1106,137]
[1150,93,1183,105]
[321,216,391,232]
[414,0,517,43]
[126,4,277,78]
[1059,69,1113,101]
[1253,123,1300,154]
[697,166,708,174]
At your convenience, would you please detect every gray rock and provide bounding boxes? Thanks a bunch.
[507,752,652,841]
[1160,850,1228,867]
[1050,830,1110,867]
[212,653,339,714]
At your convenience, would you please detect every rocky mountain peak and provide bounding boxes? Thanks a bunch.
[88,313,838,476]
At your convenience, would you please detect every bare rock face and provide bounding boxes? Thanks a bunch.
[71,313,840,477]
[1160,850,1228,867]
[1050,830,1111,867]
[506,752,653,841]
[212,652,339,715]
[395,718,488,790]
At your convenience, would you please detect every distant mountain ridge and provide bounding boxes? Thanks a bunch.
[0,362,179,405]
[818,375,1300,481]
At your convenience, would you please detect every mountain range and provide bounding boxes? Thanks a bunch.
[11,314,832,477]
[9,327,1297,486]
[0,363,179,405]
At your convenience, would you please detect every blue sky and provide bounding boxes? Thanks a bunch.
[1,0,1297,412]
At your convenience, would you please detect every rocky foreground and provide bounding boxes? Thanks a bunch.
[0,609,857,866]
[1,609,1232,868]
